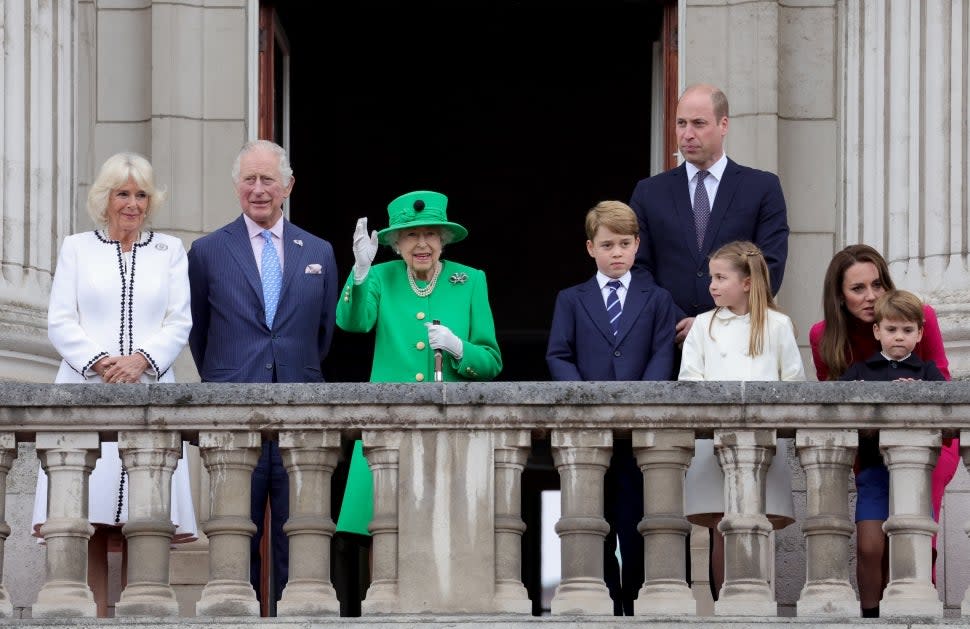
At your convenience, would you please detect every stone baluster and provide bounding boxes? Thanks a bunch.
[549,429,613,615]
[32,432,100,618]
[115,430,182,616]
[959,430,970,616]
[0,433,17,617]
[795,429,859,616]
[714,429,776,616]
[361,430,403,614]
[195,431,261,617]
[633,429,695,616]
[492,430,531,613]
[276,430,341,616]
[880,429,943,617]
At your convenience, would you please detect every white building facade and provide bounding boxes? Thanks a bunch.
[1,0,969,617]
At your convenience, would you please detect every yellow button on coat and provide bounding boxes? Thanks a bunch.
[415,373,425,382]
[416,341,426,350]
[416,312,426,320]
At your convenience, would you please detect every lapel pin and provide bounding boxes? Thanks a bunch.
[449,272,468,285]
[293,239,303,247]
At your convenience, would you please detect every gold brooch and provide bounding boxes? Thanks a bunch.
[449,272,468,285]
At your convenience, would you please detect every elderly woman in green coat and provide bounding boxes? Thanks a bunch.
[335,190,503,536]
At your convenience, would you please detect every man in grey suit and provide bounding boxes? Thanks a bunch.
[188,139,338,611]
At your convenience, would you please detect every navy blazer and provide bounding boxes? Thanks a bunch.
[187,215,338,383]
[629,159,789,318]
[840,351,946,382]
[546,275,677,381]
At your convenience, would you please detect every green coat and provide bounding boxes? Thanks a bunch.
[335,259,502,383]
[334,259,502,535]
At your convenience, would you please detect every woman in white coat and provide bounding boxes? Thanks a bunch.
[32,151,198,616]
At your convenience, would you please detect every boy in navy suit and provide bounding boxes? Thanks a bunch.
[839,289,945,618]
[546,200,678,615]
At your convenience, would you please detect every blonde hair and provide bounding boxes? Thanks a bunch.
[708,241,780,356]
[584,200,639,241]
[87,152,166,227]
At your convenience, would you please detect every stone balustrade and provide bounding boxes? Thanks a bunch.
[0,380,967,624]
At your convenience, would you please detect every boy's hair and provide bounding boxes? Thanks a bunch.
[585,201,639,241]
[708,240,782,357]
[874,290,925,327]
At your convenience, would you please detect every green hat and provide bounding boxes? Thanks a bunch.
[377,190,468,246]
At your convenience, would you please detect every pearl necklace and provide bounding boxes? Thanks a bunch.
[408,262,442,297]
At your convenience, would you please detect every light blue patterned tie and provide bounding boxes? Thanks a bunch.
[260,230,282,328]
[606,279,623,336]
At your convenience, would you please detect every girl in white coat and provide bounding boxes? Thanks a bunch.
[32,152,198,616]
[679,240,805,599]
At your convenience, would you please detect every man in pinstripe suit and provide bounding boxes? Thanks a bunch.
[187,139,339,611]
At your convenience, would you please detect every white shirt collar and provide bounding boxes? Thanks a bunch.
[243,213,284,240]
[881,351,912,362]
[686,153,728,182]
[714,306,750,321]
[596,271,632,290]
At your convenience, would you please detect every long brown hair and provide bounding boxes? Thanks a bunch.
[708,241,778,356]
[818,244,895,379]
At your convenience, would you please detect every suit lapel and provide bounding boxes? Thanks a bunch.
[280,222,306,299]
[615,278,648,342]
[669,165,704,264]
[579,277,616,342]
[703,158,741,254]
[224,216,263,301]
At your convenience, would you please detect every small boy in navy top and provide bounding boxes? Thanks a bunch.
[840,289,944,618]
[546,200,678,615]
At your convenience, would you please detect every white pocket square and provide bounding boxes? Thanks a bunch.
[305,264,322,274]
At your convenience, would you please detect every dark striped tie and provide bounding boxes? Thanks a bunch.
[606,279,623,336]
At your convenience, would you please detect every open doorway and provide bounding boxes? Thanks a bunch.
[270,1,667,383]
[262,0,671,616]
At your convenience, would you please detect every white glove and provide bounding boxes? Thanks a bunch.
[352,217,378,283]
[425,322,464,360]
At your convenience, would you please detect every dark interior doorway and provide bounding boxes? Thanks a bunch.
[274,1,665,383]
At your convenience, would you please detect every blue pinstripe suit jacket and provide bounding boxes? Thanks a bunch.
[188,215,338,383]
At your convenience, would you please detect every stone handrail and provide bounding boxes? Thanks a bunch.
[0,380,966,620]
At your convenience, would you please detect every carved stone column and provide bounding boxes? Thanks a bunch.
[880,429,943,617]
[714,429,776,616]
[115,430,182,617]
[0,433,17,617]
[0,0,72,383]
[795,429,859,616]
[844,1,970,376]
[361,430,403,614]
[959,429,970,616]
[195,431,261,617]
[549,429,612,615]
[633,429,695,616]
[32,432,100,618]
[492,430,531,613]
[276,430,341,616]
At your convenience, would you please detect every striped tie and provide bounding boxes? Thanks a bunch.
[606,279,623,336]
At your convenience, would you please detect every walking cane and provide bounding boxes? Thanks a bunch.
[432,319,443,382]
